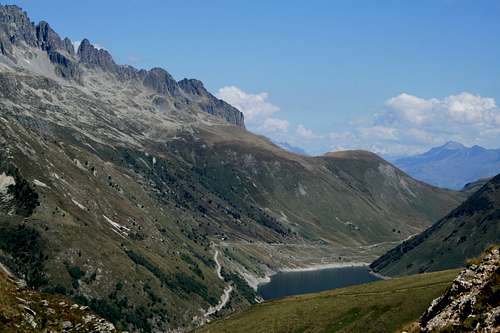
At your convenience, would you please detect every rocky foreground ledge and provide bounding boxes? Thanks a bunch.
[419,246,499,332]
[0,271,117,333]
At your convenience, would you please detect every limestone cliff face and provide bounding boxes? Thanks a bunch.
[419,247,500,332]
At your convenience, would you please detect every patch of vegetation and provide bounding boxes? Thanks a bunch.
[70,281,155,332]
[66,265,85,289]
[221,269,257,304]
[7,169,40,216]
[126,249,217,304]
[0,224,47,288]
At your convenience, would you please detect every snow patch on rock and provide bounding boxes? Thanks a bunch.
[0,173,15,193]
[33,179,49,188]
[103,215,130,237]
[72,199,87,211]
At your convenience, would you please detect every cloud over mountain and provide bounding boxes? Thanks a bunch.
[217,86,289,135]
[216,87,500,156]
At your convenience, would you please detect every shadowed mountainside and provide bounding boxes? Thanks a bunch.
[371,174,500,277]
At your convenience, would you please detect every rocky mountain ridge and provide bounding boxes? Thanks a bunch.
[0,4,244,127]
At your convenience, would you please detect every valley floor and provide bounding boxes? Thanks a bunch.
[195,269,460,333]
[218,239,403,289]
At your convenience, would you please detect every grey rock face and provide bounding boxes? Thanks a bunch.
[0,4,245,127]
[62,37,74,56]
[0,5,37,60]
[420,248,500,332]
[36,20,63,52]
[179,78,245,127]
[48,51,81,80]
[77,38,116,72]
[178,78,205,95]
[143,67,182,97]
[0,5,80,80]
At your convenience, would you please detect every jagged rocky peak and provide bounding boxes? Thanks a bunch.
[77,38,116,71]
[177,77,245,127]
[0,4,37,59]
[178,78,206,95]
[0,4,245,127]
[35,20,74,56]
[143,67,182,97]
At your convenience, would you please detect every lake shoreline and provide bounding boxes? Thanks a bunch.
[244,261,374,291]
[256,264,381,300]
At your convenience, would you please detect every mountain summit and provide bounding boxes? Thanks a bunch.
[440,141,466,150]
[393,142,500,190]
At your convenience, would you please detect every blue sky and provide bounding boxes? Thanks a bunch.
[8,0,500,156]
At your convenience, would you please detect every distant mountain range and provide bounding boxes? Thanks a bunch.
[371,173,500,276]
[393,141,500,190]
[273,141,308,155]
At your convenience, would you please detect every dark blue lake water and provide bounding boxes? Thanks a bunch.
[257,265,380,300]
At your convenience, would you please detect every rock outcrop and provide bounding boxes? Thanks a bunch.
[179,78,245,127]
[0,271,117,333]
[77,38,116,72]
[419,246,500,332]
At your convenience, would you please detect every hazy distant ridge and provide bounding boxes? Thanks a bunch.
[393,141,500,190]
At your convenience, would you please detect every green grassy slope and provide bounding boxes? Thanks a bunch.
[371,174,500,277]
[196,269,459,333]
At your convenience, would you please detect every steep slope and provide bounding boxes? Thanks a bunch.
[0,4,465,332]
[393,141,500,190]
[371,174,500,277]
[462,177,492,196]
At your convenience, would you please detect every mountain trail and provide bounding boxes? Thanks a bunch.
[204,247,233,318]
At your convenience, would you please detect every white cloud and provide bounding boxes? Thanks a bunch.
[328,131,356,141]
[217,86,280,123]
[296,124,319,140]
[358,126,399,141]
[217,86,500,157]
[333,91,500,156]
[385,93,436,125]
[443,92,496,123]
[384,92,498,126]
[259,118,289,133]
